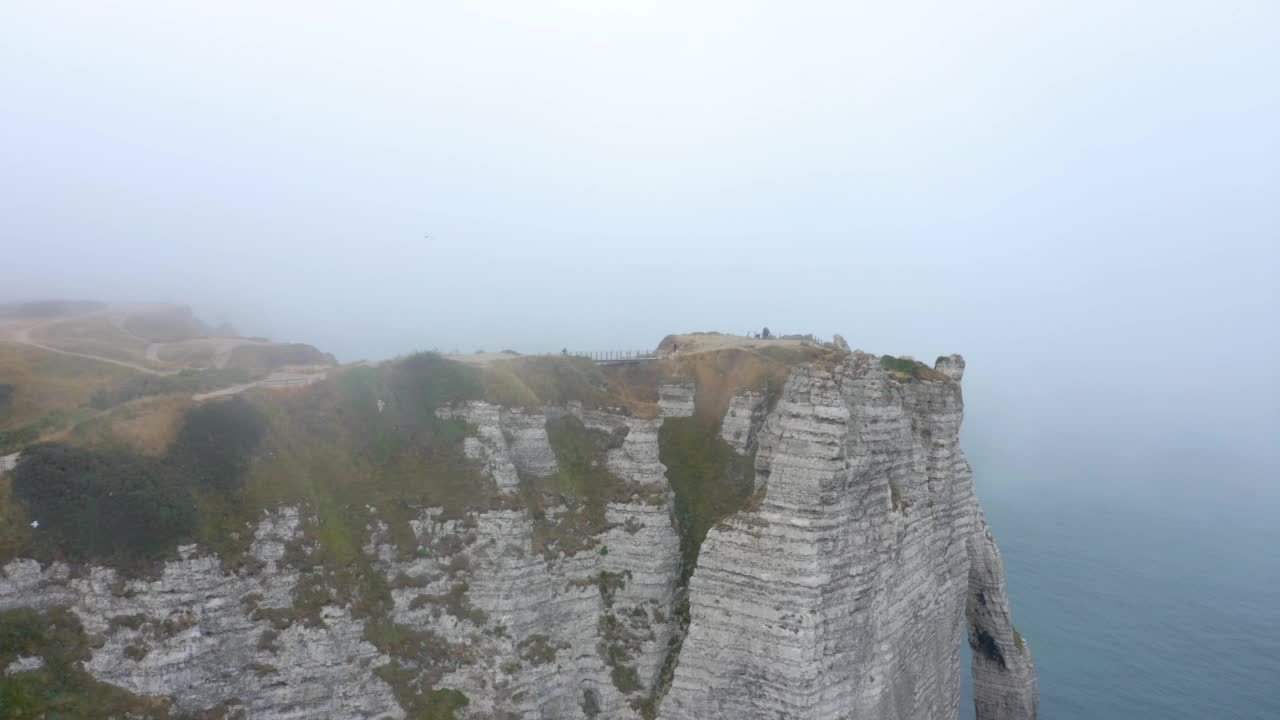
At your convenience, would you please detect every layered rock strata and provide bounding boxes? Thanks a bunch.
[0,354,1036,720]
[367,498,681,719]
[968,509,1039,720]
[435,402,559,492]
[569,404,668,486]
[0,507,404,719]
[660,354,1037,720]
[719,389,766,454]
[657,384,695,418]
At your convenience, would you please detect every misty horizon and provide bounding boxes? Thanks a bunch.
[3,3,1278,718]
[5,3,1277,494]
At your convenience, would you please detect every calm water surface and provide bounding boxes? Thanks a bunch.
[960,439,1280,719]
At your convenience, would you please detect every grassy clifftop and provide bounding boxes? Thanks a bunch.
[1,335,952,569]
[0,323,960,718]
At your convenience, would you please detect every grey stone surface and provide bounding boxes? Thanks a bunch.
[436,401,559,491]
[719,389,766,454]
[968,507,1039,720]
[501,406,560,477]
[573,405,669,486]
[660,354,1036,720]
[4,654,43,675]
[0,507,404,719]
[0,355,1034,720]
[658,384,696,417]
[369,499,682,719]
[936,353,966,381]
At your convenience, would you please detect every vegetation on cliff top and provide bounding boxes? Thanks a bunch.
[3,396,267,570]
[0,342,863,718]
[10,442,198,564]
[880,354,951,382]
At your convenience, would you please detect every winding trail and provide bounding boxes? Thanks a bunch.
[6,311,327,400]
[191,370,327,402]
[0,309,332,471]
[12,321,177,376]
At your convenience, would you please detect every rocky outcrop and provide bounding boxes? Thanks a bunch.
[936,354,966,381]
[0,507,404,719]
[968,509,1039,720]
[660,355,1036,720]
[719,390,766,454]
[436,402,559,492]
[503,407,561,477]
[658,384,695,418]
[368,498,682,719]
[1,497,684,719]
[571,405,668,486]
[4,654,43,675]
[0,350,1035,720]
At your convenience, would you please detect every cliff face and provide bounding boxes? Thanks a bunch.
[0,348,1036,720]
[1,508,404,719]
[660,354,1037,720]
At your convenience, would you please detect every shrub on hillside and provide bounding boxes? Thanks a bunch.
[879,354,950,382]
[11,443,196,563]
[168,397,266,492]
[8,398,268,568]
[879,355,918,375]
[391,352,484,419]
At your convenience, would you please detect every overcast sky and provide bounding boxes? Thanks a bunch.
[2,1,1277,480]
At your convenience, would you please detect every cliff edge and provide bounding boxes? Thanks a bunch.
[0,332,1036,719]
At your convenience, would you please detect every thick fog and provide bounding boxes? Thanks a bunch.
[3,2,1276,491]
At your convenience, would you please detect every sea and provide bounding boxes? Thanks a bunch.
[958,426,1280,719]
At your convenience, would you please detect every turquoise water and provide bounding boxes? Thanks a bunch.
[960,438,1280,719]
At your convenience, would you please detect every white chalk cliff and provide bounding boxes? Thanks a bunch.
[0,354,1036,719]
[661,353,1037,719]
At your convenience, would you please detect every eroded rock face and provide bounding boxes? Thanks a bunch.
[502,407,560,477]
[4,654,43,675]
[436,402,559,492]
[0,507,404,719]
[968,508,1039,720]
[572,405,669,486]
[719,390,766,454]
[658,384,696,418]
[936,353,966,381]
[1,500,683,720]
[369,499,682,719]
[660,359,1036,720]
[0,354,1035,720]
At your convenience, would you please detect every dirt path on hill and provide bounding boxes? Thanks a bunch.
[11,320,177,376]
[191,370,327,402]
[6,305,338,404]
